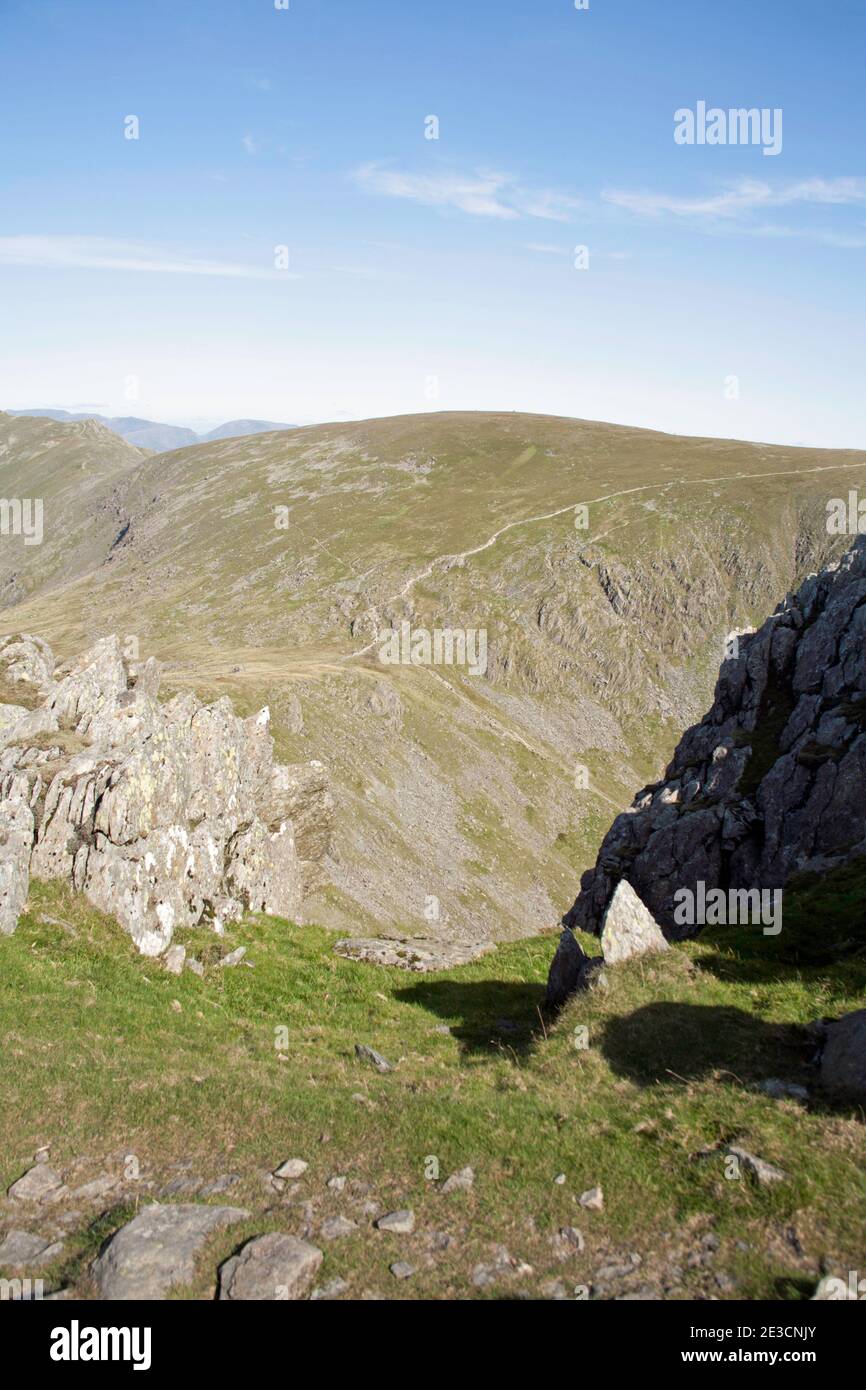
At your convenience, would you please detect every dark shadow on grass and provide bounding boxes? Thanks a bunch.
[689,922,866,997]
[598,1002,811,1090]
[394,979,546,1057]
[775,1275,820,1301]
[695,950,866,1011]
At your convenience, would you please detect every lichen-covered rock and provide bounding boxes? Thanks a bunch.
[0,702,29,739]
[333,937,494,971]
[0,796,34,935]
[563,536,866,943]
[46,635,128,740]
[600,880,669,965]
[0,633,55,693]
[92,1203,249,1300]
[262,760,335,891]
[0,634,335,952]
[218,1232,323,1301]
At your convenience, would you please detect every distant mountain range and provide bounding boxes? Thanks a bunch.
[7,409,293,454]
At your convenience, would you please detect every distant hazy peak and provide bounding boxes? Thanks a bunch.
[5,408,294,454]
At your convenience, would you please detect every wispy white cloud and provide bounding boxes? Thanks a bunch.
[352,163,583,222]
[241,134,260,156]
[745,222,866,250]
[0,235,297,279]
[514,186,584,222]
[353,164,518,219]
[523,242,570,255]
[603,176,866,220]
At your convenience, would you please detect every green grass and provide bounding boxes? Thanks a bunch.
[779,858,866,963]
[1,880,864,1300]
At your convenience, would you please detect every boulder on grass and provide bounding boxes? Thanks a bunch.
[819,1010,866,1105]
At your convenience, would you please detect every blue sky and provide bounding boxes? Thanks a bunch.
[1,0,864,444]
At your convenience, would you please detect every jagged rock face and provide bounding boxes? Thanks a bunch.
[0,634,334,954]
[0,633,55,692]
[0,798,34,935]
[565,536,866,940]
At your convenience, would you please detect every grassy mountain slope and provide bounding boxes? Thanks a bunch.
[8,408,198,453]
[1,879,863,1301]
[0,411,147,609]
[4,411,866,943]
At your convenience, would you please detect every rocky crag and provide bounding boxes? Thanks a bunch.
[0,634,334,954]
[548,534,866,1003]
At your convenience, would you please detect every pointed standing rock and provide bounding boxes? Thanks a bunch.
[544,929,589,1008]
[600,881,669,965]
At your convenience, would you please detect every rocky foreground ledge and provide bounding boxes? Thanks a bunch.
[0,634,334,954]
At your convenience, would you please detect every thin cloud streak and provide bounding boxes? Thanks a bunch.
[352,163,583,222]
[0,236,298,280]
[603,176,866,220]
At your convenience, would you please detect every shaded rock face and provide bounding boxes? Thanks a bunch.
[544,929,603,1010]
[0,634,335,954]
[819,1010,866,1105]
[564,536,866,941]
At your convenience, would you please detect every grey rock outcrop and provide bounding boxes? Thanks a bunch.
[0,633,54,693]
[8,1162,67,1204]
[544,928,603,1009]
[218,1232,323,1300]
[0,634,335,953]
[92,1203,249,1300]
[334,936,495,971]
[0,797,34,935]
[563,535,866,941]
[0,1229,63,1268]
